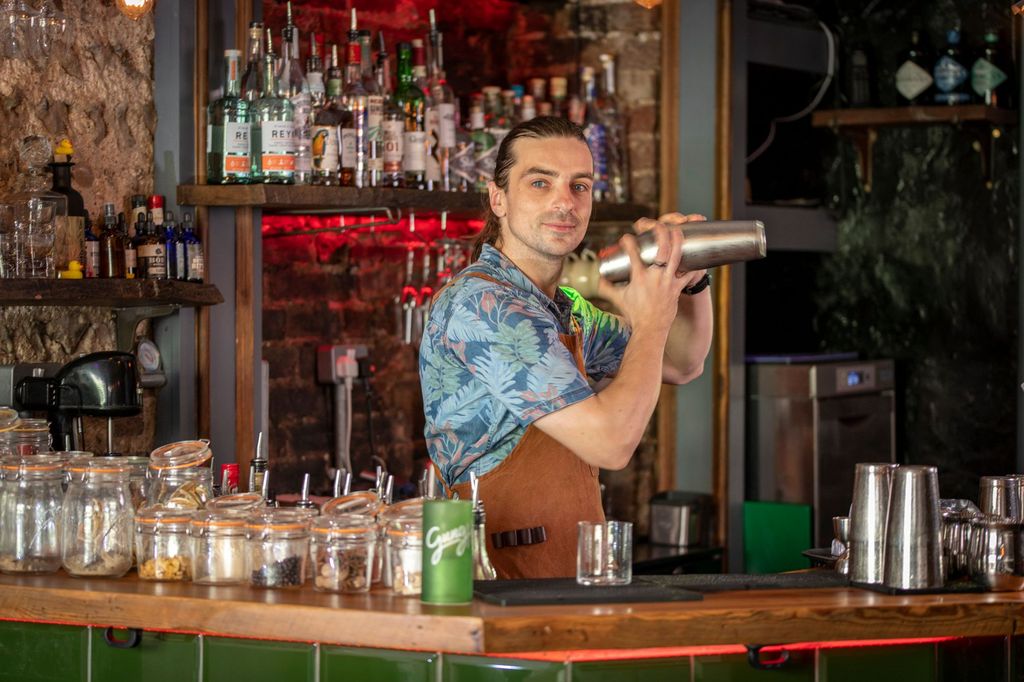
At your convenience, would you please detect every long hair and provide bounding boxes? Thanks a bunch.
[473,116,588,259]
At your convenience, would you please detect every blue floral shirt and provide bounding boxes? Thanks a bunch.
[419,244,632,486]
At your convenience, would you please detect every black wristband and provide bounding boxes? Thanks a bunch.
[683,272,711,296]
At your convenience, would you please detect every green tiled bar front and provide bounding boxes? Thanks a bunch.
[443,654,568,682]
[91,629,200,682]
[320,645,438,682]
[572,656,690,682]
[0,620,88,682]
[202,636,316,682]
[819,643,937,682]
[691,649,815,682]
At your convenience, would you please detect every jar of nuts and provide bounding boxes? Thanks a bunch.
[311,514,376,593]
[245,509,312,589]
[147,440,214,510]
[387,516,423,597]
[190,508,249,585]
[378,498,424,587]
[135,506,193,581]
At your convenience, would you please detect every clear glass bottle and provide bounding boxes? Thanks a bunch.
[359,29,383,187]
[972,29,1011,108]
[135,506,193,581]
[240,21,265,103]
[426,11,455,192]
[895,30,934,105]
[0,455,63,574]
[395,42,426,190]
[181,212,204,283]
[581,66,610,202]
[190,508,249,585]
[934,27,971,105]
[252,29,296,184]
[306,32,326,113]
[412,39,437,190]
[340,16,368,188]
[470,107,496,192]
[379,35,404,188]
[472,504,497,581]
[311,44,344,185]
[450,103,476,192]
[598,54,628,203]
[147,440,214,510]
[121,213,137,279]
[10,136,66,279]
[245,508,312,589]
[279,1,311,185]
[311,513,376,593]
[61,460,133,578]
[207,49,251,184]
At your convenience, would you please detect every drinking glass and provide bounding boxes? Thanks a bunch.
[577,520,632,586]
[16,199,55,278]
[0,203,14,278]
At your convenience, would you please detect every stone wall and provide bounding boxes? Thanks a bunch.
[0,0,156,455]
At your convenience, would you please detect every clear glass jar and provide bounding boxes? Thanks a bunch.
[387,516,423,597]
[61,460,133,577]
[0,417,51,457]
[190,509,249,585]
[135,506,192,581]
[378,498,423,587]
[0,455,63,574]
[205,492,264,513]
[121,456,150,511]
[245,509,311,589]
[147,440,213,509]
[321,491,382,516]
[311,514,376,593]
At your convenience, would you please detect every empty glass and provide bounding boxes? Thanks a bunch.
[14,198,55,278]
[577,520,632,586]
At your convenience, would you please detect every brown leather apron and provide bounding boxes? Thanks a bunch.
[432,272,606,579]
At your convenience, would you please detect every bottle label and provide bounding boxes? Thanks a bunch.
[438,103,456,148]
[223,121,251,173]
[187,243,204,281]
[895,60,933,101]
[367,96,384,141]
[452,140,476,187]
[311,125,339,172]
[425,108,440,182]
[174,242,186,280]
[292,92,312,175]
[584,123,609,192]
[307,73,325,99]
[206,124,214,154]
[138,243,166,278]
[84,241,100,278]
[934,55,967,93]
[971,58,1007,96]
[474,139,497,183]
[150,207,164,226]
[404,131,427,173]
[261,120,297,171]
[124,247,137,275]
[383,120,404,171]
[340,128,358,168]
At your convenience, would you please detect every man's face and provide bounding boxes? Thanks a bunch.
[489,136,594,264]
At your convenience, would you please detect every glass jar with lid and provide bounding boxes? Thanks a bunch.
[379,498,423,587]
[121,455,150,511]
[55,451,94,493]
[61,460,133,577]
[387,515,423,596]
[205,492,264,513]
[0,455,63,574]
[311,513,376,593]
[147,440,213,510]
[135,506,192,581]
[190,508,249,585]
[245,509,311,589]
[0,417,51,457]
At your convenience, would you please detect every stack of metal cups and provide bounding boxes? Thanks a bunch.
[849,463,896,586]
[969,475,1024,591]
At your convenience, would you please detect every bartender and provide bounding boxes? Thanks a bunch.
[419,116,713,579]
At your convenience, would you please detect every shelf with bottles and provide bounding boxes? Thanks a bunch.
[0,278,224,308]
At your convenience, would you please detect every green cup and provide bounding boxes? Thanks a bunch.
[421,499,474,604]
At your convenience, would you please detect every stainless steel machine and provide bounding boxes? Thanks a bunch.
[746,355,896,546]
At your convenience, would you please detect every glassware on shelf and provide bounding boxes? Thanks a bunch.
[147,440,214,510]
[9,136,66,279]
[135,506,193,581]
[0,454,64,574]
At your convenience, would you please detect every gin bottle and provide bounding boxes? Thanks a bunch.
[412,39,436,190]
[470,106,496,191]
[581,67,610,201]
[598,54,628,203]
[182,213,204,283]
[252,29,296,184]
[359,29,384,187]
[379,34,405,188]
[395,42,426,190]
[240,22,265,103]
[450,103,476,192]
[207,49,251,184]
[972,30,1011,107]
[934,28,971,105]
[311,44,344,185]
[427,9,456,192]
[280,1,312,184]
[895,30,933,104]
[340,11,368,188]
[306,33,326,112]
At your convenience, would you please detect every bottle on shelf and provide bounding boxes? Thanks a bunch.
[241,22,265,103]
[207,48,252,184]
[83,216,100,278]
[469,106,496,192]
[450,102,476,192]
[482,86,510,146]
[395,41,426,190]
[147,195,164,226]
[843,43,875,107]
[580,67,610,202]
[598,54,628,203]
[971,29,1011,108]
[137,214,167,281]
[340,10,368,188]
[173,212,186,281]
[162,210,178,281]
[427,10,456,192]
[129,194,146,238]
[894,30,934,105]
[549,77,568,118]
[520,95,536,122]
[310,44,344,185]
[48,153,87,274]
[934,27,972,105]
[120,213,136,279]
[306,33,326,112]
[280,1,312,185]
[252,29,296,184]
[181,213,204,283]
[411,38,437,190]
[99,204,124,279]
[359,28,384,187]
[379,33,405,188]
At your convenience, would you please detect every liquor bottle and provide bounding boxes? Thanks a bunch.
[411,38,437,190]
[427,10,456,192]
[173,213,186,280]
[549,77,568,118]
[359,29,384,187]
[528,78,546,107]
[482,86,510,146]
[340,11,368,188]
[395,42,426,190]
[241,22,265,102]
[843,44,875,107]
[934,28,971,105]
[581,67,610,201]
[306,33,326,112]
[121,213,137,279]
[379,34,404,188]
[48,157,86,272]
[83,216,100,278]
[131,215,148,279]
[501,89,519,127]
[182,213,204,283]
[129,194,146,237]
[253,29,296,183]
[207,49,251,184]
[147,195,164,226]
[162,210,178,281]
[470,106,496,191]
[280,1,312,185]
[520,95,536,122]
[311,44,343,185]
[598,54,628,203]
[450,103,476,192]
[99,204,124,278]
[972,30,1011,108]
[137,215,167,280]
[894,30,934,105]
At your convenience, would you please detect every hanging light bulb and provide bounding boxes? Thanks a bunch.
[116,0,155,21]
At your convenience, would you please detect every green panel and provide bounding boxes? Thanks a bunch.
[320,645,438,682]
[91,629,198,682]
[203,636,315,682]
[573,656,690,682]
[693,650,814,682]
[938,637,1007,682]
[0,620,88,682]
[743,501,812,574]
[443,654,567,682]
[819,643,936,682]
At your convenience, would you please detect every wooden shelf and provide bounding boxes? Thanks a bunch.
[0,278,224,308]
[176,184,654,223]
[811,105,1018,129]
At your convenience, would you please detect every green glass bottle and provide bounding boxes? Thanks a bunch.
[207,49,251,184]
[394,42,426,190]
[252,29,296,184]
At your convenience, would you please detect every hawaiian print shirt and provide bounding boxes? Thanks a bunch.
[420,244,632,486]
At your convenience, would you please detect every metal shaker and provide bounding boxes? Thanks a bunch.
[940,499,981,580]
[979,476,1024,520]
[849,463,896,585]
[596,220,767,283]
[883,465,944,591]
[969,516,1024,591]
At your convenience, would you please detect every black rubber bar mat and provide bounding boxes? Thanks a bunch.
[637,571,850,592]
[852,580,985,595]
[473,578,704,606]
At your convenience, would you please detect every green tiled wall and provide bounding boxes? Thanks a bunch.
[443,654,568,682]
[572,656,690,681]
[91,629,199,682]
[819,643,936,682]
[0,620,88,682]
[203,636,315,682]
[320,645,438,682]
[692,649,815,682]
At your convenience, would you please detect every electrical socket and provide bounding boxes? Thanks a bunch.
[316,344,369,383]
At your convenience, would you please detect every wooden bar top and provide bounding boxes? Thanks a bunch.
[0,572,1021,654]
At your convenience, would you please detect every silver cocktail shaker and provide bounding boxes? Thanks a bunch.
[596,220,767,283]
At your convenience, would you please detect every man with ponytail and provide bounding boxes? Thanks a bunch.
[419,116,712,579]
